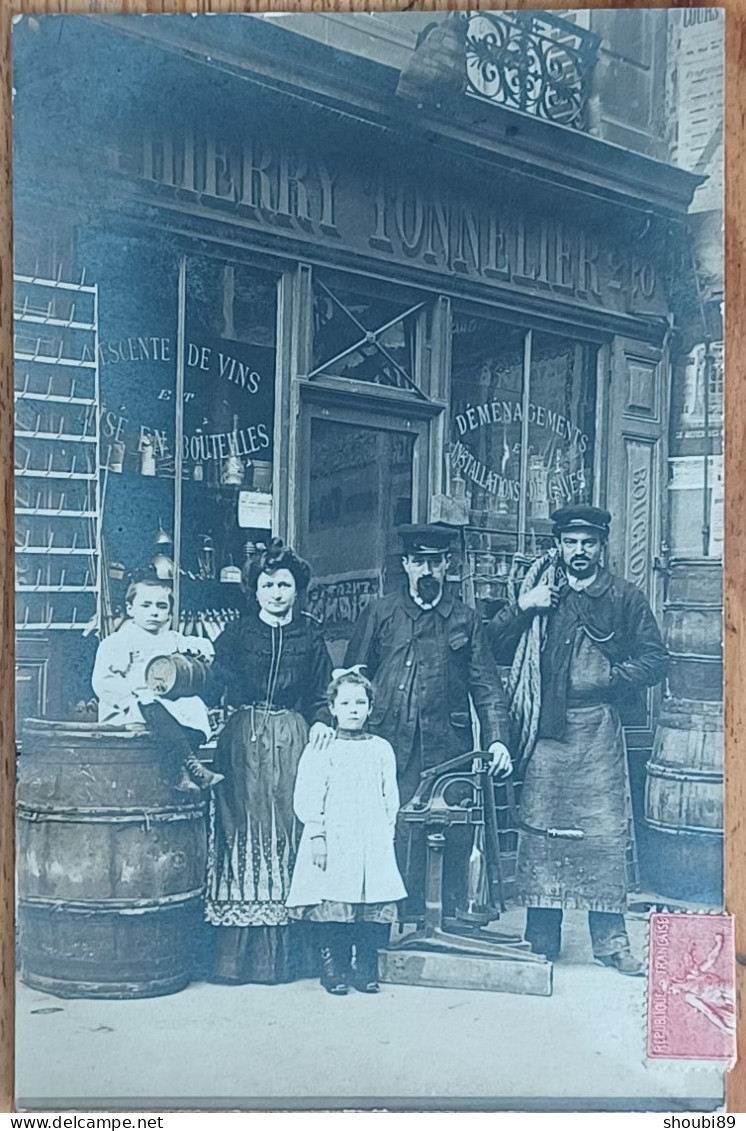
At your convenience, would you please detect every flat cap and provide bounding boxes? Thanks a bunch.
[398,523,454,555]
[551,505,612,535]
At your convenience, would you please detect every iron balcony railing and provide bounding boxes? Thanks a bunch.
[464,10,602,131]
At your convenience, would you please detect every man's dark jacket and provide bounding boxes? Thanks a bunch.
[489,568,668,741]
[344,588,512,772]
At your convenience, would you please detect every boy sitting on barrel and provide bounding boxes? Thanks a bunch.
[92,573,223,792]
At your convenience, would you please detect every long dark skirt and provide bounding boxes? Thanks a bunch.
[205,706,315,984]
[210,923,318,985]
[516,704,631,913]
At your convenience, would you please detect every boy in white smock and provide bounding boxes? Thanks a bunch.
[286,668,406,995]
[92,575,222,791]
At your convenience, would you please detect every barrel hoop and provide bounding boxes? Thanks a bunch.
[645,762,722,784]
[19,888,205,913]
[21,973,191,999]
[656,719,723,733]
[663,602,723,611]
[17,802,205,825]
[667,651,722,663]
[645,818,724,838]
[22,722,148,738]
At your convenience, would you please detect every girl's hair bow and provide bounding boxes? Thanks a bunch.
[331,663,367,681]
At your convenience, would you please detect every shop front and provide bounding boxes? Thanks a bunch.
[12,14,702,891]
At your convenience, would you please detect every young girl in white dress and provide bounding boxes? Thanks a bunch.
[286,668,406,995]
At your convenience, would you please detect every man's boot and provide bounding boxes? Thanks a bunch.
[589,912,643,976]
[185,754,224,790]
[597,949,645,977]
[524,907,563,961]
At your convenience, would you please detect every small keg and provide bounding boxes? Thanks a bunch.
[145,653,212,700]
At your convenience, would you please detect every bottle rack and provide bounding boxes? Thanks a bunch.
[14,273,102,632]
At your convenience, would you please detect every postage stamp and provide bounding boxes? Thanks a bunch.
[647,913,736,1062]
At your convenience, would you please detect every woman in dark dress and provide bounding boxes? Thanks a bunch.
[205,540,334,983]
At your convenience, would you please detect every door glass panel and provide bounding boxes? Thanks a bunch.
[304,418,415,664]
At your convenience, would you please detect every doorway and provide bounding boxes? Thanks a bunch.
[298,403,429,665]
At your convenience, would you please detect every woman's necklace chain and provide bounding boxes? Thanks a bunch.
[251,621,284,741]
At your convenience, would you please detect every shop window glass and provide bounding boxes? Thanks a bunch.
[311,276,425,393]
[450,317,525,533]
[181,257,278,623]
[450,315,598,598]
[525,333,596,535]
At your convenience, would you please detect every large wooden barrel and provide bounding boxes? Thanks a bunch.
[17,720,207,999]
[644,700,722,905]
[145,653,211,700]
[663,562,722,702]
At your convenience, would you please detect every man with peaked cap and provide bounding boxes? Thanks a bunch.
[490,505,668,975]
[343,523,512,918]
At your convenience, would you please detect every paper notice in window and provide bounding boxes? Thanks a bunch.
[238,491,272,529]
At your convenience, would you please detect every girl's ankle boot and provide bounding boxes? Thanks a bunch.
[352,924,388,993]
[319,927,349,995]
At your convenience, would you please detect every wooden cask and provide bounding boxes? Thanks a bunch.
[17,720,207,999]
[644,701,723,906]
[664,562,722,702]
[145,653,212,700]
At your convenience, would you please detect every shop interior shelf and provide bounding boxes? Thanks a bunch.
[14,273,96,295]
[14,311,96,332]
[17,470,96,480]
[14,272,102,639]
[16,588,96,597]
[14,352,96,369]
[15,431,97,444]
[17,547,95,556]
[14,391,96,406]
[17,622,92,631]
[17,585,97,593]
[15,508,97,519]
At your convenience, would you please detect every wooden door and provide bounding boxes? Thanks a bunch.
[605,335,669,748]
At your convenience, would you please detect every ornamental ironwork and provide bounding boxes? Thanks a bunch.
[464,11,601,130]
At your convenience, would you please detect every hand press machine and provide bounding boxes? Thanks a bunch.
[378,750,584,997]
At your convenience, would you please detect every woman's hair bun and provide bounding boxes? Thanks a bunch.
[243,538,312,602]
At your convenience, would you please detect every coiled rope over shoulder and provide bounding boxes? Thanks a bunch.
[505,549,562,764]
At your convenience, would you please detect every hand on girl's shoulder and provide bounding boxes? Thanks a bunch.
[375,735,397,760]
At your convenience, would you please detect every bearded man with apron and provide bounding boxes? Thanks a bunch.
[490,506,668,976]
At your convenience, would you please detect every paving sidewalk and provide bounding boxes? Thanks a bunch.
[16,911,725,1111]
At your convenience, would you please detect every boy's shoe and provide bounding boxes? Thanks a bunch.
[175,766,200,793]
[185,754,225,790]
